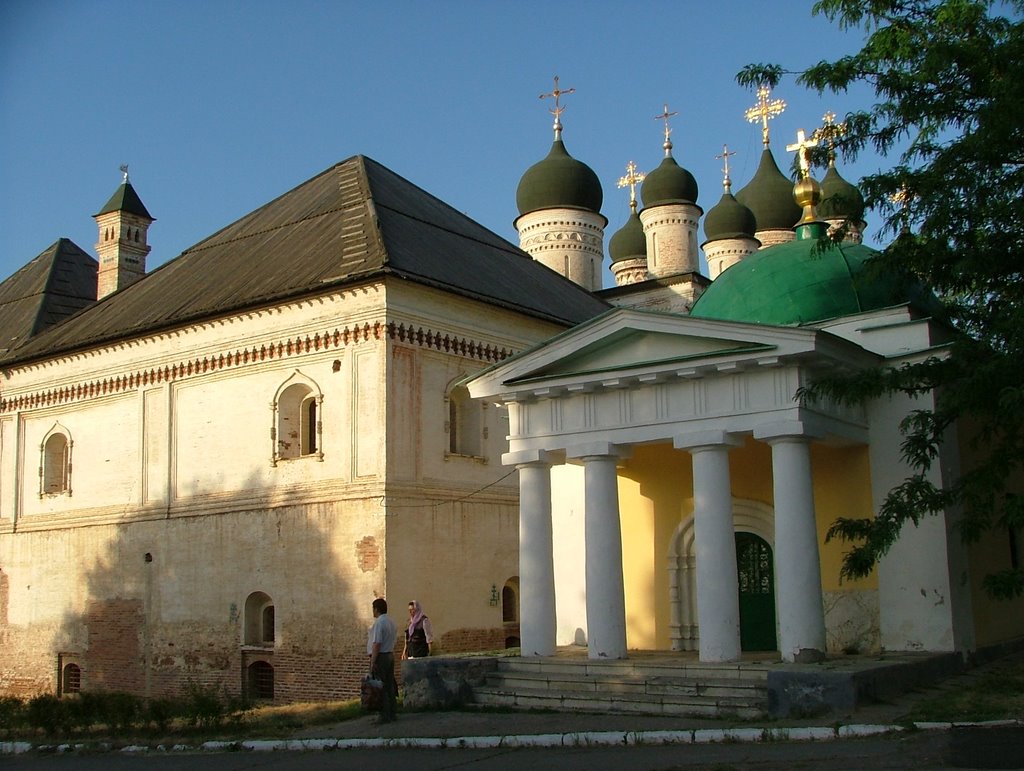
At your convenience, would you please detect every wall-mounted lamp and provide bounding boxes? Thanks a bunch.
[489,584,499,606]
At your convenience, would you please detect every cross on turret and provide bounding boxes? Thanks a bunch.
[617,160,646,211]
[654,104,678,156]
[786,129,818,178]
[745,85,786,147]
[812,110,847,164]
[715,144,736,191]
[540,75,575,139]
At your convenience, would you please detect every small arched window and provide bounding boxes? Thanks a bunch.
[62,663,81,694]
[272,372,323,465]
[502,576,519,624]
[248,661,274,700]
[448,384,482,457]
[244,591,275,647]
[40,425,72,497]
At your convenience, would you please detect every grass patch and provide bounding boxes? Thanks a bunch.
[903,656,1024,723]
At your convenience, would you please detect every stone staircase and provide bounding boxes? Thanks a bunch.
[471,657,771,719]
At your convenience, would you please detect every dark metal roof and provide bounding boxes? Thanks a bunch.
[0,239,97,355]
[2,156,608,366]
[95,181,153,220]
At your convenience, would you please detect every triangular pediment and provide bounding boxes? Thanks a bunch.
[468,307,874,398]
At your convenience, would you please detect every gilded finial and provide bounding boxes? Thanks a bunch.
[745,85,786,147]
[812,110,847,164]
[715,144,736,192]
[654,104,678,157]
[617,160,646,212]
[119,163,130,183]
[540,75,576,141]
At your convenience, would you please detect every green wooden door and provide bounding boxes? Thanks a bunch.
[735,532,777,652]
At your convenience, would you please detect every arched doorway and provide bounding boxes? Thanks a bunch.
[668,499,776,652]
[735,532,777,651]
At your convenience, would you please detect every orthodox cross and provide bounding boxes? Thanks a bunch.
[654,104,678,149]
[745,85,786,146]
[617,160,646,210]
[786,129,818,178]
[119,163,130,183]
[812,110,847,163]
[540,75,575,136]
[715,144,736,190]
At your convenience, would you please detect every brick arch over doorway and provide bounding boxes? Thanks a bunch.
[667,498,774,652]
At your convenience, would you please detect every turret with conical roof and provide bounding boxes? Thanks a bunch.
[515,77,606,292]
[94,165,154,299]
[702,145,759,279]
[609,161,649,286]
[638,105,702,279]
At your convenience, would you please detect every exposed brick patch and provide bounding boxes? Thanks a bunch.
[85,599,144,693]
[438,625,520,655]
[355,536,380,572]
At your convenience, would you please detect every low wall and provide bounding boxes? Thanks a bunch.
[401,656,499,710]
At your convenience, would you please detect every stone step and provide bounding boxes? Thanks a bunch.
[495,658,771,682]
[484,671,764,701]
[471,685,768,719]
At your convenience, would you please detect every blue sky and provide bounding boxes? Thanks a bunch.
[0,0,883,286]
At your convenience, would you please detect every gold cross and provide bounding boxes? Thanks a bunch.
[617,160,646,208]
[654,104,678,146]
[745,85,786,146]
[540,75,575,122]
[812,110,847,162]
[715,144,736,183]
[786,128,818,178]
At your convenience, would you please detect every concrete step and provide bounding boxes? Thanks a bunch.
[495,658,771,682]
[471,685,768,719]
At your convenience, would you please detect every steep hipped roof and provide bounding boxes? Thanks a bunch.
[95,181,153,220]
[0,239,97,354]
[2,156,609,365]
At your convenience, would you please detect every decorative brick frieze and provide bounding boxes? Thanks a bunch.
[1,320,513,414]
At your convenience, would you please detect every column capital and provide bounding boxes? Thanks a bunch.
[502,448,562,467]
[753,419,825,443]
[673,429,743,453]
[565,441,631,462]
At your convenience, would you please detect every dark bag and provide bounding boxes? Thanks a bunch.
[360,675,383,711]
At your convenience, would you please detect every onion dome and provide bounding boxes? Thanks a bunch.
[640,154,698,208]
[609,207,646,263]
[516,139,603,217]
[735,148,800,231]
[690,222,935,325]
[703,191,756,243]
[819,162,865,222]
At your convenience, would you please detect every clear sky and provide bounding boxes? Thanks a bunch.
[0,0,884,287]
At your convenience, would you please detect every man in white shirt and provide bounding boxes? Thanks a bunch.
[367,597,398,723]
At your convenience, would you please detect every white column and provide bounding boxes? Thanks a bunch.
[569,442,628,659]
[505,449,556,657]
[675,430,742,663]
[755,422,827,663]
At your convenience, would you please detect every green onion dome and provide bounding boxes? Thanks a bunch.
[702,192,756,243]
[735,148,801,231]
[690,223,932,325]
[516,139,603,216]
[640,155,698,207]
[819,163,865,222]
[608,209,647,263]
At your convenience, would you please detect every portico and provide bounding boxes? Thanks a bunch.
[468,308,874,663]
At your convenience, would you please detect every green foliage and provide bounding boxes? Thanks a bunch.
[0,696,26,736]
[26,694,71,736]
[144,697,183,733]
[749,0,1024,597]
[183,680,228,728]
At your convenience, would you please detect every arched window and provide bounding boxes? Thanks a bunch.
[40,425,72,497]
[247,661,274,700]
[244,591,275,647]
[62,663,81,694]
[271,372,323,465]
[501,577,519,623]
[448,384,482,457]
